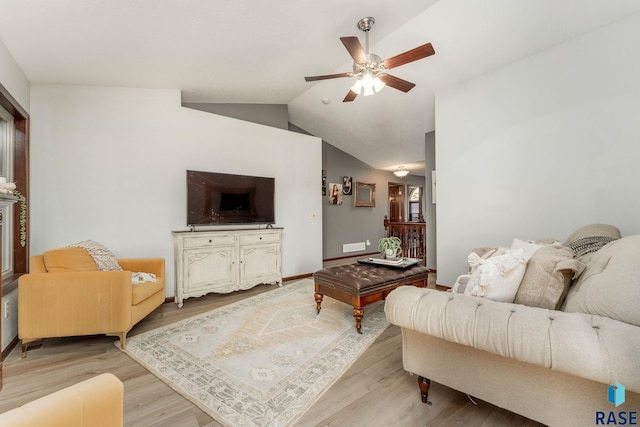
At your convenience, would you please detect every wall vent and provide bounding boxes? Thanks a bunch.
[343,242,366,253]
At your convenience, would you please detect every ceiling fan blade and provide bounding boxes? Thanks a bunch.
[382,43,435,70]
[304,72,352,82]
[340,36,368,64]
[380,74,416,92]
[343,90,358,102]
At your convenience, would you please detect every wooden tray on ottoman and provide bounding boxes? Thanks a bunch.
[313,262,428,333]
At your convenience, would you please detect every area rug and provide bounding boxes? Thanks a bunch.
[119,278,389,427]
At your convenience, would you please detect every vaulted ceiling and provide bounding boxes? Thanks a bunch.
[1,0,639,171]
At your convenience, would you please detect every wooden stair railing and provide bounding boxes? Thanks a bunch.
[383,216,426,264]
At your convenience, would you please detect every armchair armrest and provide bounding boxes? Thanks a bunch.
[18,271,134,340]
[385,286,640,393]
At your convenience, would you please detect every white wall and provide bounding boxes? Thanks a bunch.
[435,13,640,285]
[30,85,323,297]
[0,37,30,113]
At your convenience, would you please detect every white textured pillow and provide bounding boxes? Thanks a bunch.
[464,249,530,302]
[510,239,544,257]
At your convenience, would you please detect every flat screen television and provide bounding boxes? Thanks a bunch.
[187,170,275,226]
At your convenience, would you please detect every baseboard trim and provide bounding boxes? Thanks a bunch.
[2,335,19,361]
[283,273,313,282]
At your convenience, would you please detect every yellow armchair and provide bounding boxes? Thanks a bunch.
[0,373,123,426]
[19,255,165,357]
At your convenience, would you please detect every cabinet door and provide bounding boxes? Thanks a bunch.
[184,247,236,294]
[239,243,281,288]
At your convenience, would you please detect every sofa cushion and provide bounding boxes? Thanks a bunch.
[464,249,529,302]
[514,245,585,310]
[43,247,98,273]
[564,235,640,326]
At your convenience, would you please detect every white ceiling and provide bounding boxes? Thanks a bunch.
[1,0,639,171]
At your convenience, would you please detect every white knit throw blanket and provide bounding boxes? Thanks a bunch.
[69,240,123,271]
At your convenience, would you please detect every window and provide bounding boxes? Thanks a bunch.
[408,186,422,222]
[0,104,14,278]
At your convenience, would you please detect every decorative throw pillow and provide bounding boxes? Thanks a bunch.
[467,246,508,273]
[43,247,99,273]
[510,238,562,257]
[563,223,621,246]
[131,272,157,285]
[464,249,530,303]
[514,245,585,310]
[510,238,544,257]
[451,274,471,294]
[68,240,122,271]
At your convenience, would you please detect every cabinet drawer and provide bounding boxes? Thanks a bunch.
[239,232,280,245]
[183,234,235,248]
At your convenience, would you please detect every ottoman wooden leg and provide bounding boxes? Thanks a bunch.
[353,307,364,334]
[314,292,323,314]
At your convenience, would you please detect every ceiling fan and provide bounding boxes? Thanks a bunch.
[304,17,435,102]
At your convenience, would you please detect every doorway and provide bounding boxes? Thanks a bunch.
[388,182,405,222]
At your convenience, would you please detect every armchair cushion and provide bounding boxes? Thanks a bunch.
[132,280,164,305]
[43,247,98,273]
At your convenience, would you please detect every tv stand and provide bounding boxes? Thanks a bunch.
[172,228,283,307]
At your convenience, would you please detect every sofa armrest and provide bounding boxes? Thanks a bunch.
[117,258,165,278]
[18,271,133,340]
[385,286,640,393]
[0,373,123,427]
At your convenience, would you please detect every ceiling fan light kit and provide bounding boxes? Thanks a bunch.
[304,17,435,102]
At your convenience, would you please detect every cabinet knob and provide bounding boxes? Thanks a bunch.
[259,237,262,240]
[209,239,212,243]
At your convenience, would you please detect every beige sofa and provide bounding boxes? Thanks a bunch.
[385,228,640,426]
[0,373,123,426]
[19,247,165,356]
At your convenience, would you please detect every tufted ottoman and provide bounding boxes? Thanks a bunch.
[313,262,429,333]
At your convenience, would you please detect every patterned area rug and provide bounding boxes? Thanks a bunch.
[120,278,389,427]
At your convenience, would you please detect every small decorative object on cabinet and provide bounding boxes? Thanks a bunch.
[172,228,283,307]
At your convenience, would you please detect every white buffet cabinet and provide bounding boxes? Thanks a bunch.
[172,228,283,307]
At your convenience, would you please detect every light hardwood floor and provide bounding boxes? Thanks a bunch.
[0,278,544,427]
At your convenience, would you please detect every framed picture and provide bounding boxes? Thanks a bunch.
[342,176,353,195]
[322,170,327,196]
[328,183,343,205]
